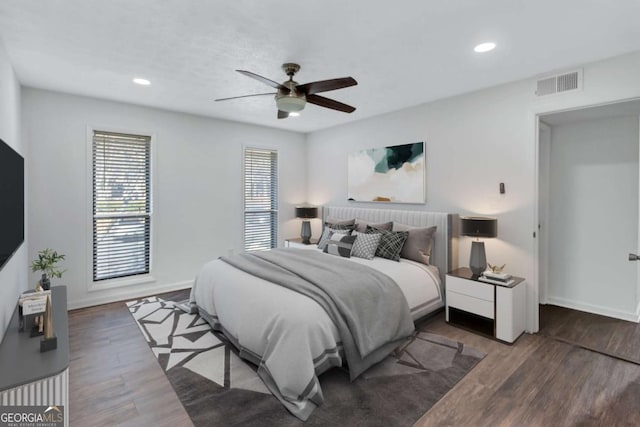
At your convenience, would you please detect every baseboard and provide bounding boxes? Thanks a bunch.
[68,280,193,310]
[546,296,639,323]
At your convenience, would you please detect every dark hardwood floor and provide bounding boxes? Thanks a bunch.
[68,293,640,427]
[68,289,193,427]
[415,307,640,427]
[538,304,640,364]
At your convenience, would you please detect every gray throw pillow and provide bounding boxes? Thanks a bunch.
[351,231,382,260]
[354,220,393,233]
[366,226,409,261]
[393,223,437,265]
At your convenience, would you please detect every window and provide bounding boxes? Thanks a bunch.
[92,131,151,281]
[243,148,278,251]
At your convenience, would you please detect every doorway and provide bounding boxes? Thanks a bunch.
[538,100,640,322]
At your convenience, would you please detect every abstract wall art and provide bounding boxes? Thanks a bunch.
[348,142,425,203]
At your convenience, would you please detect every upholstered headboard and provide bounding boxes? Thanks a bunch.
[322,206,459,283]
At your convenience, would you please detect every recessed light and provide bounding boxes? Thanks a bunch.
[133,78,151,86]
[289,112,300,117]
[474,42,496,53]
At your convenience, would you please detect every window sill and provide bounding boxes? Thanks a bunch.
[88,274,156,292]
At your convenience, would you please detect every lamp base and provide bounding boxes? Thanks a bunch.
[469,241,487,276]
[300,220,312,244]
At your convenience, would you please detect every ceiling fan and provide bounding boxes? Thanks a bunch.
[215,63,357,119]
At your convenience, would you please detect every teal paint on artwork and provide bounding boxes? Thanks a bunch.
[371,142,423,173]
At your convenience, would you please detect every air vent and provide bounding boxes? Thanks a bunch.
[535,69,582,96]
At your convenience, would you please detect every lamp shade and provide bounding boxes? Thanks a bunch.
[460,216,497,238]
[295,206,318,219]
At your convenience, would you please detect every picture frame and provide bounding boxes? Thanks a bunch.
[347,141,425,204]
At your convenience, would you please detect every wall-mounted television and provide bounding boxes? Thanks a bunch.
[0,138,24,271]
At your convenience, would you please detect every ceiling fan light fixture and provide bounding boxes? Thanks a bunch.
[217,64,357,117]
[275,94,306,113]
[289,112,300,117]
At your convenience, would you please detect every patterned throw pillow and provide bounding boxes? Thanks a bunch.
[351,231,382,260]
[326,218,356,227]
[317,224,354,250]
[366,226,409,261]
[326,223,355,231]
[323,234,357,258]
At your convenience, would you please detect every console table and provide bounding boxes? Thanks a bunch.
[0,286,69,426]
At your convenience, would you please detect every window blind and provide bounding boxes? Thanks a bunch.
[244,148,278,251]
[93,131,151,281]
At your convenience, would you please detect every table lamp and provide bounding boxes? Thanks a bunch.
[295,206,318,244]
[460,216,498,276]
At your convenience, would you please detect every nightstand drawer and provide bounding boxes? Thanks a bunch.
[447,275,494,301]
[447,291,494,319]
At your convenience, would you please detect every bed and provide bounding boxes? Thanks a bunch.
[190,206,458,420]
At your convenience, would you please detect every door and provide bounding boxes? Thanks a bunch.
[539,110,640,321]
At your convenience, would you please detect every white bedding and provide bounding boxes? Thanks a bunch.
[190,248,442,419]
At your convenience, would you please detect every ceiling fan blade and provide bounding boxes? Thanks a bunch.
[215,93,276,102]
[297,77,357,95]
[236,70,289,91]
[306,94,356,113]
[278,110,289,119]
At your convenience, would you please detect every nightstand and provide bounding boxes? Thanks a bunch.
[284,237,318,249]
[446,267,526,344]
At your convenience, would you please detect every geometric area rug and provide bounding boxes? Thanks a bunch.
[127,296,486,427]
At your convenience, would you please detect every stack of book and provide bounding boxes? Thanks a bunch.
[478,271,515,286]
[19,289,51,310]
[18,290,50,333]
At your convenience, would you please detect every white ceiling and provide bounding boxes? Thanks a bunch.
[1,1,640,133]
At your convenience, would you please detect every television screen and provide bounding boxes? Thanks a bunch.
[0,138,24,271]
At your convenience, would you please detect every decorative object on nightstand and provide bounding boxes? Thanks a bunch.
[460,216,497,276]
[487,263,505,273]
[295,206,318,244]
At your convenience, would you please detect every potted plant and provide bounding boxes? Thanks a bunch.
[31,248,66,290]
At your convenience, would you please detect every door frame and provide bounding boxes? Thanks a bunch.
[537,121,551,305]
[532,97,640,326]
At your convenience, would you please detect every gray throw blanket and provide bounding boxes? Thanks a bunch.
[220,248,415,380]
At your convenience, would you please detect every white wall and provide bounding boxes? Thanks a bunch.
[0,40,25,343]
[307,51,640,332]
[547,116,639,320]
[23,88,306,309]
